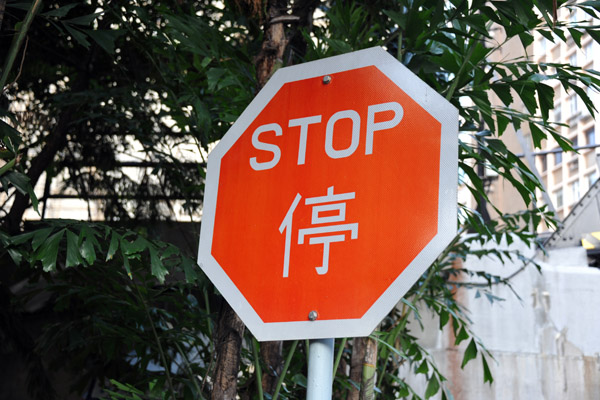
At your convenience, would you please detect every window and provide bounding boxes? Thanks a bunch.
[585,42,594,61]
[554,105,562,122]
[568,159,579,174]
[555,151,562,165]
[586,127,595,145]
[588,171,599,188]
[570,180,580,203]
[538,38,547,54]
[569,8,580,24]
[552,45,561,60]
[570,53,578,67]
[569,95,578,116]
[539,154,547,172]
[555,188,564,208]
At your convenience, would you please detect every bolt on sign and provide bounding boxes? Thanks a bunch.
[198,47,458,341]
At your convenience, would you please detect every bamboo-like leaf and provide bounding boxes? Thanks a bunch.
[416,360,429,374]
[106,231,120,261]
[439,309,450,329]
[64,12,103,26]
[64,24,90,48]
[66,229,81,268]
[454,325,469,345]
[84,29,123,54]
[461,339,478,368]
[424,374,440,399]
[121,247,132,279]
[4,171,31,196]
[41,3,79,18]
[38,230,65,272]
[482,354,494,384]
[32,227,53,251]
[80,237,96,265]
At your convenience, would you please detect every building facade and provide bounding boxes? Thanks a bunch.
[532,12,599,221]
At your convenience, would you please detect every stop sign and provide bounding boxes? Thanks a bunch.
[198,47,457,341]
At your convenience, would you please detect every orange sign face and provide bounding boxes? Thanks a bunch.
[199,48,457,341]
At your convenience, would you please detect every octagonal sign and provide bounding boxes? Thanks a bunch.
[198,47,457,341]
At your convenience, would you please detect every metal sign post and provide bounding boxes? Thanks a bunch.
[306,338,334,400]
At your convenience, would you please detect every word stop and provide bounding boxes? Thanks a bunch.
[249,101,404,171]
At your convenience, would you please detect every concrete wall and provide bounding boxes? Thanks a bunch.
[402,241,600,399]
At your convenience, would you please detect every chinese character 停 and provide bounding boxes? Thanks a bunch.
[279,186,358,277]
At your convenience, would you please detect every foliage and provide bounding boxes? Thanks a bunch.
[2,0,600,399]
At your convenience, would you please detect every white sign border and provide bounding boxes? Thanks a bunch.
[198,46,458,341]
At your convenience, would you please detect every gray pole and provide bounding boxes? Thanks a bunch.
[306,338,335,399]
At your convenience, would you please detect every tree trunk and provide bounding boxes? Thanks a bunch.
[348,336,378,400]
[348,337,367,400]
[260,340,283,395]
[211,2,320,397]
[2,52,94,234]
[211,302,245,400]
[255,0,289,88]
[253,1,290,395]
[359,337,377,400]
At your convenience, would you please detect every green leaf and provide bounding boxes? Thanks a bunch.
[571,84,597,116]
[454,325,469,345]
[439,309,450,329]
[181,257,199,284]
[383,9,408,30]
[491,83,513,106]
[64,24,90,48]
[424,375,440,398]
[568,28,583,47]
[149,246,168,283]
[193,55,213,71]
[529,122,546,149]
[66,229,81,268]
[518,31,534,49]
[109,379,145,395]
[38,230,65,272]
[106,231,120,261]
[0,119,22,152]
[538,29,555,42]
[586,28,600,44]
[416,360,429,374]
[64,12,103,26]
[84,29,123,54]
[461,339,478,368]
[32,227,53,251]
[7,248,23,265]
[4,171,30,195]
[397,382,409,397]
[482,354,494,384]
[81,237,96,265]
[123,236,148,255]
[121,248,132,279]
[0,158,16,177]
[5,3,32,11]
[9,230,35,246]
[206,68,226,92]
[536,82,555,120]
[514,82,537,114]
[42,4,79,18]
[496,113,510,135]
